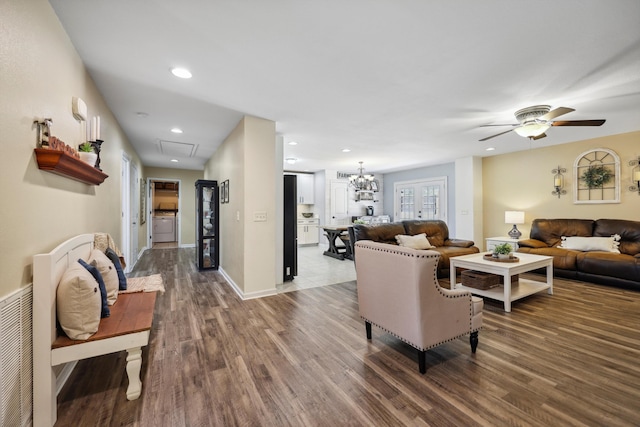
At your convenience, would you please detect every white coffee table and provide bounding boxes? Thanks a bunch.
[449,252,553,312]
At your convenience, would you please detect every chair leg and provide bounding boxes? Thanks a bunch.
[365,321,372,339]
[418,350,426,374]
[470,331,479,353]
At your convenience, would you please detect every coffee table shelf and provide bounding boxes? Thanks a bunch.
[450,252,553,312]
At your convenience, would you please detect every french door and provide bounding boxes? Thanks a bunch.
[394,177,447,222]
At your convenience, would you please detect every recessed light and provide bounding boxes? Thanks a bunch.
[136,112,148,118]
[288,141,297,145]
[171,67,192,79]
[171,128,183,134]
[486,147,495,151]
[342,148,351,153]
[170,159,179,162]
[285,157,297,164]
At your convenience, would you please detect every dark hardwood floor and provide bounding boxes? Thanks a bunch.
[55,248,640,426]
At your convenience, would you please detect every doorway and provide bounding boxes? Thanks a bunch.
[394,177,448,222]
[147,179,181,249]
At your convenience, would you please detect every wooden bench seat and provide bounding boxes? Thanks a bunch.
[33,234,157,427]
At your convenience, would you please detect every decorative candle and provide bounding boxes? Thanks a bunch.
[96,116,100,140]
[634,171,640,182]
[91,117,96,141]
[86,120,90,142]
[554,177,561,187]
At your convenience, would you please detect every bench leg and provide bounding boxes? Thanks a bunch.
[125,347,143,400]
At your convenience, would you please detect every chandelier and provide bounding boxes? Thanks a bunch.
[349,161,374,191]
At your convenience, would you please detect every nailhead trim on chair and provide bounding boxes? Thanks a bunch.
[356,241,481,350]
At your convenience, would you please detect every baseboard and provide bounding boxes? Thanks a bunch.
[218,267,277,300]
[180,243,195,248]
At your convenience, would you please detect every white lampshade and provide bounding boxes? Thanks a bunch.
[514,123,551,138]
[505,211,525,225]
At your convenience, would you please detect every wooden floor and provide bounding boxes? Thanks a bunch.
[55,248,640,427]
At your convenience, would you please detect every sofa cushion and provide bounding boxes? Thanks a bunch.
[560,235,620,253]
[353,223,405,246]
[517,246,581,270]
[402,220,449,247]
[594,219,640,256]
[395,233,435,250]
[576,251,640,282]
[530,219,594,247]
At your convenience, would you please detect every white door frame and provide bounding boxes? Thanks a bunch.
[146,177,182,248]
[393,177,448,223]
[121,152,132,272]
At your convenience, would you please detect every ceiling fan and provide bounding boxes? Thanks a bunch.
[479,105,605,142]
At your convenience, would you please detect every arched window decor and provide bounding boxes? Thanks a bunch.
[573,148,620,204]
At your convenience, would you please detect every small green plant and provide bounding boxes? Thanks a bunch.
[493,242,512,255]
[78,142,94,152]
[353,219,366,224]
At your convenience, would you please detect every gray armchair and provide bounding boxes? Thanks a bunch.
[355,240,483,373]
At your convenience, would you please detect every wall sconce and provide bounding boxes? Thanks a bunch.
[551,165,567,198]
[505,211,525,239]
[630,157,640,194]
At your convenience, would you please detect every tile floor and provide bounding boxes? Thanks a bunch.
[277,244,357,293]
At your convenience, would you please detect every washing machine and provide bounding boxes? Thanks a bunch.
[153,214,175,243]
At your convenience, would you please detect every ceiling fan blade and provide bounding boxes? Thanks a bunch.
[552,119,606,127]
[479,124,519,127]
[540,107,575,121]
[479,128,515,142]
[532,133,547,140]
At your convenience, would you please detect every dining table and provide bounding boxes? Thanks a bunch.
[319,225,352,260]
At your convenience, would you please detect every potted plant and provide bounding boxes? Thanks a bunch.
[493,242,512,259]
[78,142,97,166]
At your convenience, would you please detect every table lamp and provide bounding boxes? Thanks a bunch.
[505,211,525,239]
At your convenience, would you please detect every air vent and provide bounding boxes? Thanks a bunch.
[157,140,198,158]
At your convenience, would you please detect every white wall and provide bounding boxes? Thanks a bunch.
[0,0,143,296]
[482,131,640,240]
[204,116,278,298]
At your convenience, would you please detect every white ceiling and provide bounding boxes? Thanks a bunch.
[50,0,640,174]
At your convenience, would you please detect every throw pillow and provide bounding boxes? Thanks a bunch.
[395,233,436,250]
[105,247,127,290]
[57,261,101,340]
[89,249,118,305]
[560,235,621,253]
[78,259,110,318]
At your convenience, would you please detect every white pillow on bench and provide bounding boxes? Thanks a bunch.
[57,261,101,340]
[89,248,119,305]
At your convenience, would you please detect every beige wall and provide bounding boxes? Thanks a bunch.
[0,0,143,297]
[482,131,640,244]
[204,116,277,297]
[144,167,204,246]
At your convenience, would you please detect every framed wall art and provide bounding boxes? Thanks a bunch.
[573,148,620,204]
[223,180,229,203]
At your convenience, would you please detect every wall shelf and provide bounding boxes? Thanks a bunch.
[34,148,108,185]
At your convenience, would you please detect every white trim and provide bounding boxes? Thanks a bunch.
[218,267,277,300]
[393,176,448,222]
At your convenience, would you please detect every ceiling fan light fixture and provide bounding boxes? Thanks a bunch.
[514,122,551,138]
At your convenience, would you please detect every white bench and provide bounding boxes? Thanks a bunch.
[33,234,156,427]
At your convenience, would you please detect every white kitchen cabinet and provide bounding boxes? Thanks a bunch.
[297,218,319,245]
[297,173,315,204]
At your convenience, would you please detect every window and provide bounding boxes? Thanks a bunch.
[394,177,447,222]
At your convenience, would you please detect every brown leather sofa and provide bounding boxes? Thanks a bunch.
[349,220,480,278]
[517,218,640,289]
